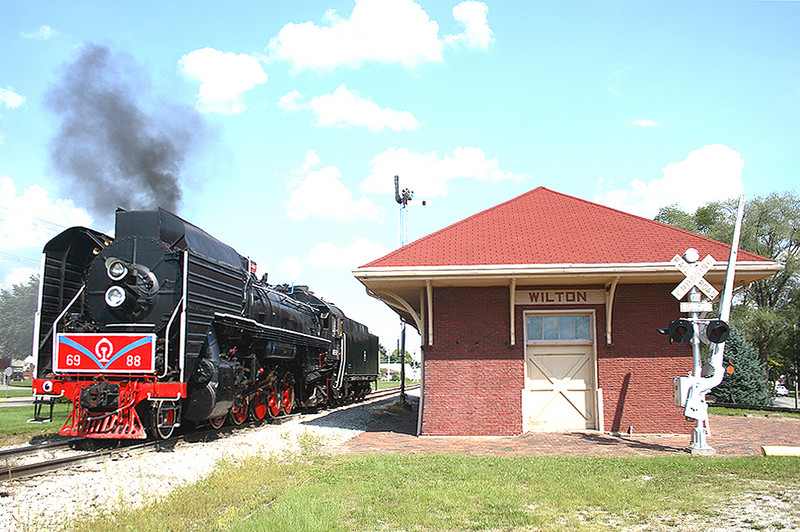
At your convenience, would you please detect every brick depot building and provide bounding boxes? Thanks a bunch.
[354,187,780,436]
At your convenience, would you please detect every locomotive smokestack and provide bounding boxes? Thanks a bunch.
[46,43,207,217]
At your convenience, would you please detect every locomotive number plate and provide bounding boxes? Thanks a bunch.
[55,333,156,374]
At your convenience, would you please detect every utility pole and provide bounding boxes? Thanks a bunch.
[393,175,427,403]
[394,175,410,403]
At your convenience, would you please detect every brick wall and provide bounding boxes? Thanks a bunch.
[420,283,694,436]
[597,283,694,434]
[421,286,523,436]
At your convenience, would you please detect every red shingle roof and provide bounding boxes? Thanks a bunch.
[362,187,768,268]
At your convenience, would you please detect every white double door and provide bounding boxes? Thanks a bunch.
[523,343,597,431]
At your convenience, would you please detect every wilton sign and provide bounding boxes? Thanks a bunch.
[515,289,605,306]
[55,333,156,373]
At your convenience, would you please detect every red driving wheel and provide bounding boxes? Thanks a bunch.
[250,390,268,421]
[281,372,295,415]
[230,396,249,426]
[267,385,281,418]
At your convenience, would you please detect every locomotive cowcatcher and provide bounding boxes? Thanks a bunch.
[31,208,379,439]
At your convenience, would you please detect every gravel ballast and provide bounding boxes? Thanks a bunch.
[0,394,387,531]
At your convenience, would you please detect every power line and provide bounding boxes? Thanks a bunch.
[0,252,41,268]
[0,206,72,234]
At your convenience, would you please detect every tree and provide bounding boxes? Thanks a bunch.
[713,326,769,405]
[739,192,800,309]
[389,349,415,367]
[773,285,800,390]
[654,204,698,233]
[379,345,415,366]
[655,201,730,238]
[378,343,388,364]
[0,276,39,360]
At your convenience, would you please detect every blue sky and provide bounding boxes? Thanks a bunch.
[1,0,798,352]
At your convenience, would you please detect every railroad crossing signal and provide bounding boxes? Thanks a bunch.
[670,253,719,300]
[666,319,693,343]
[661,318,729,344]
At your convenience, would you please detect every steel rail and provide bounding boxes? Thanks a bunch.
[0,441,159,481]
[0,438,83,460]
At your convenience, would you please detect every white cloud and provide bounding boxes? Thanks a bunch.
[20,25,62,40]
[281,85,418,131]
[278,256,304,282]
[179,48,267,114]
[278,90,304,113]
[267,0,445,72]
[2,267,39,289]
[286,154,381,220]
[629,119,662,128]
[307,238,391,270]
[362,146,525,198]
[595,144,745,218]
[0,88,25,110]
[295,149,321,175]
[444,1,494,50]
[0,176,93,251]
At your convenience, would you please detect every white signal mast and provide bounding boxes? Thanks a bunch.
[670,194,745,454]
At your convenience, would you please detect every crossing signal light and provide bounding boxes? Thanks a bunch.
[658,318,730,344]
[658,319,693,343]
[702,319,730,344]
[667,319,693,343]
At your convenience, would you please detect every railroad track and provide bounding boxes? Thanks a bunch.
[0,437,83,460]
[1,384,417,481]
[0,439,162,481]
[364,384,420,400]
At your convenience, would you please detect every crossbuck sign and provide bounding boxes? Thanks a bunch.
[670,254,719,300]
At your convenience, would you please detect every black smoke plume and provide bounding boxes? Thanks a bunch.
[47,43,206,215]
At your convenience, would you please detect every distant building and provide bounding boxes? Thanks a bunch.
[355,187,780,436]
[380,363,421,381]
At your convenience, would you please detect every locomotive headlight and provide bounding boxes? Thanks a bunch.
[105,286,127,308]
[107,259,129,281]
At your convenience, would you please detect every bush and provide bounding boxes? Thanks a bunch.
[714,326,769,405]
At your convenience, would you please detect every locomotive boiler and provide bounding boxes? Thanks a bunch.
[32,208,379,439]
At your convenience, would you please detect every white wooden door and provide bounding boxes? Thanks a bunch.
[523,344,596,431]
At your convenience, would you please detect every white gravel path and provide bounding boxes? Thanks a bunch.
[0,395,383,531]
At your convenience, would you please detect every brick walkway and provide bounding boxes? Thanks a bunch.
[321,395,800,457]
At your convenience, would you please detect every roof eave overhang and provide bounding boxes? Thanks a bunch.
[353,261,783,286]
[353,260,783,341]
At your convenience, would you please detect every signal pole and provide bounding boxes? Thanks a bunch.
[666,194,745,455]
[394,176,411,403]
[393,175,427,403]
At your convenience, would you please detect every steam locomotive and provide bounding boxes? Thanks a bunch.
[31,208,379,439]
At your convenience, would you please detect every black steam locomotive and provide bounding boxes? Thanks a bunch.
[32,208,379,439]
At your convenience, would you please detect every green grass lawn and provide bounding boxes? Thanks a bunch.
[710,405,800,419]
[72,451,800,532]
[374,380,418,390]
[1,384,34,398]
[0,402,71,445]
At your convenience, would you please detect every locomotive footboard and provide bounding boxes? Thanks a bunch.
[33,379,186,439]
